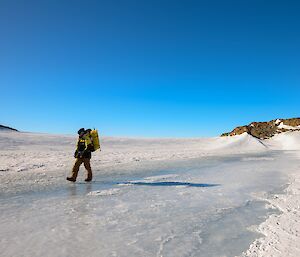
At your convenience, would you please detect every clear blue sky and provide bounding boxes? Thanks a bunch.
[0,0,299,137]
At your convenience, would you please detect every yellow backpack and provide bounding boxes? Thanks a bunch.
[90,129,101,152]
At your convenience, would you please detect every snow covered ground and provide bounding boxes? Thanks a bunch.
[0,131,300,257]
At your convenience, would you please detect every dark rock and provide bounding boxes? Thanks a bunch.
[0,125,18,132]
[221,118,300,139]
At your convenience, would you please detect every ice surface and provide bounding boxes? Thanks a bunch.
[1,131,300,257]
[87,188,121,196]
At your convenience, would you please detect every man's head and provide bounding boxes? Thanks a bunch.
[77,128,85,137]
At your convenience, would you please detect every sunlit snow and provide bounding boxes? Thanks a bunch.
[1,131,300,257]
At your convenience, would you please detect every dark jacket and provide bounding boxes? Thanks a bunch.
[74,135,93,159]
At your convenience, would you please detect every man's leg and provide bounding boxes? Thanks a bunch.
[83,158,93,182]
[67,158,83,182]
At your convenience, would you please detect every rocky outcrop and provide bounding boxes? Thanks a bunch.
[0,125,18,132]
[221,118,300,139]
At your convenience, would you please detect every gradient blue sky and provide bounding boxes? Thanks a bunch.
[1,0,299,137]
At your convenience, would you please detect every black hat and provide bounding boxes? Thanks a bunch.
[77,128,85,135]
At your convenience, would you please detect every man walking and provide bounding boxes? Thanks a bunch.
[67,128,93,182]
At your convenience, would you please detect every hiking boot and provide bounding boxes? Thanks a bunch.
[66,177,76,182]
[85,178,92,182]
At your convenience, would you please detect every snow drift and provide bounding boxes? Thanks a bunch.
[266,131,300,150]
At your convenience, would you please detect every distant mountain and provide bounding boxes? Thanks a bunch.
[221,118,300,139]
[0,125,18,132]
